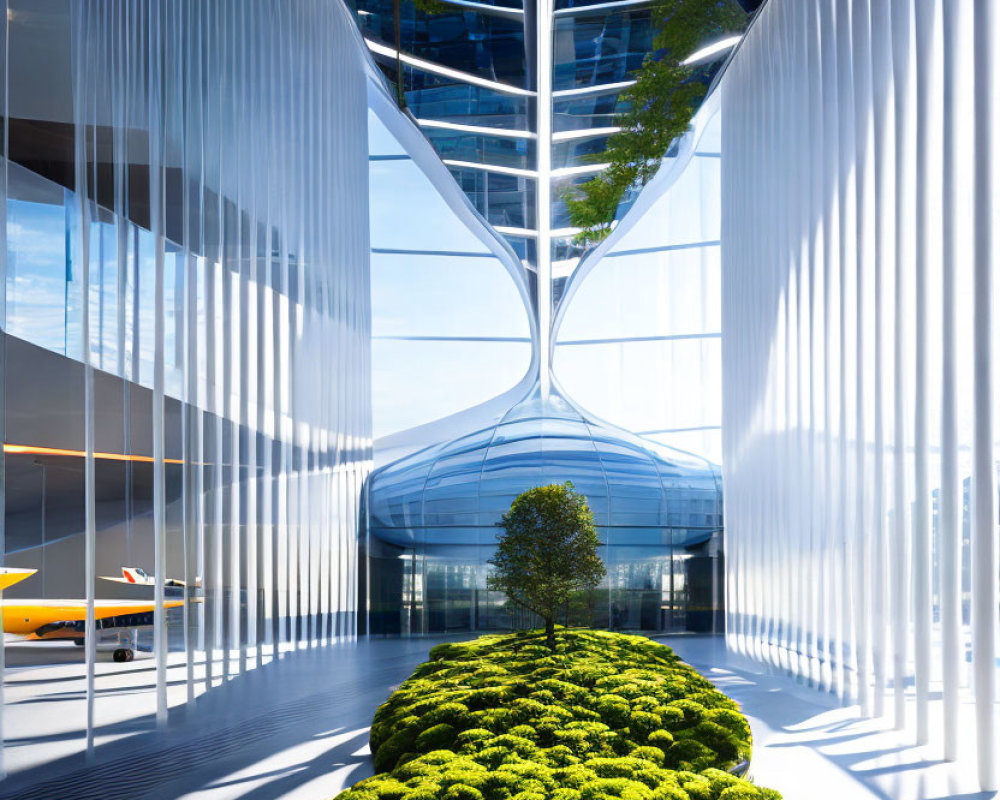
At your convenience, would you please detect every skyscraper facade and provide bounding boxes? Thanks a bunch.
[354,0,737,382]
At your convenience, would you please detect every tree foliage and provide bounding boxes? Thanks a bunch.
[411,0,451,15]
[565,0,748,245]
[488,483,605,649]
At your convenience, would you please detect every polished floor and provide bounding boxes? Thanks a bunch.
[0,638,439,800]
[663,636,998,800]
[0,635,996,800]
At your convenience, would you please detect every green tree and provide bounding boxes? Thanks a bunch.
[488,483,606,650]
[565,0,748,244]
[563,170,634,245]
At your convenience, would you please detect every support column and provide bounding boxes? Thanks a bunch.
[971,0,998,790]
[939,0,969,762]
[535,0,553,398]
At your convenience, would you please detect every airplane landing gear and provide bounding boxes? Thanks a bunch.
[112,648,134,662]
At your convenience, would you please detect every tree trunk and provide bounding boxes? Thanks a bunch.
[545,617,555,651]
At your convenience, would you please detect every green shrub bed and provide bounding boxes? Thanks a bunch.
[335,630,779,800]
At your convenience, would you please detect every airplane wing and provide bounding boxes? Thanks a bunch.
[111,568,193,587]
[1,599,184,639]
[101,575,189,587]
[0,568,37,591]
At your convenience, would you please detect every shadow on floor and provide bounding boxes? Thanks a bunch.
[664,635,1000,800]
[0,638,441,800]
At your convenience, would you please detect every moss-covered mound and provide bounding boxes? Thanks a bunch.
[335,630,779,800]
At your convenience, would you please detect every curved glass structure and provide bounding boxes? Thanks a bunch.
[358,2,743,639]
[364,389,722,635]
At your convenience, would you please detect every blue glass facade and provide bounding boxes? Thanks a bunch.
[355,0,734,285]
[552,8,654,91]
[355,0,660,271]
[357,5,528,87]
[553,90,629,132]
[401,80,531,128]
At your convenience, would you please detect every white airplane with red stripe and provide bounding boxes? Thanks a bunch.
[100,566,201,589]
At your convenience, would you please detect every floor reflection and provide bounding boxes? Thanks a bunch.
[662,636,998,800]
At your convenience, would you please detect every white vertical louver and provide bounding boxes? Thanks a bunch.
[720,0,999,790]
[0,0,377,761]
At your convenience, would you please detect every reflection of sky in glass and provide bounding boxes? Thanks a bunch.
[368,110,531,440]
[368,111,409,155]
[557,246,720,342]
[373,340,530,434]
[554,113,722,464]
[369,160,489,253]
[6,194,187,396]
[368,390,722,548]
[90,222,121,372]
[6,199,71,355]
[373,252,528,338]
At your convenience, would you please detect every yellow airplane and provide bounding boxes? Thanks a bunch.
[1,567,182,662]
[0,567,36,591]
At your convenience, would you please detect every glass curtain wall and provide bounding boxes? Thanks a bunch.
[554,107,722,463]
[0,0,371,773]
[350,0,733,319]
[356,0,535,252]
[720,0,999,790]
[368,109,533,438]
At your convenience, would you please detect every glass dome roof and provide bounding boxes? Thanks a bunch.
[366,387,722,549]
